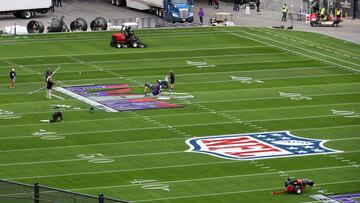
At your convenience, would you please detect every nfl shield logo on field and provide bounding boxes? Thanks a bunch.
[186,131,341,160]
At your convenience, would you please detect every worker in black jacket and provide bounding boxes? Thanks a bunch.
[46,76,55,99]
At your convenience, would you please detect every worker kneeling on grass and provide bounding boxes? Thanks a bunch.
[144,80,162,96]
[41,111,63,123]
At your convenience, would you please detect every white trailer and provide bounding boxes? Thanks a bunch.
[111,0,194,23]
[112,0,163,11]
[0,0,53,19]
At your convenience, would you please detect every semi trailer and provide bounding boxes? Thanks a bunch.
[0,0,53,19]
[111,0,193,23]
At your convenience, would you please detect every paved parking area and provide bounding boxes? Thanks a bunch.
[0,0,359,44]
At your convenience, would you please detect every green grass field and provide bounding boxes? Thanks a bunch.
[0,27,359,203]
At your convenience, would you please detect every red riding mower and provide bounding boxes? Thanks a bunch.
[310,13,342,27]
[272,177,314,195]
[110,26,146,48]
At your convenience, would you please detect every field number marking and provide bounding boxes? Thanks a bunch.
[186,61,216,68]
[231,76,264,84]
[77,153,114,163]
[0,109,21,119]
[331,110,360,118]
[279,92,312,100]
[131,179,170,191]
[32,129,65,140]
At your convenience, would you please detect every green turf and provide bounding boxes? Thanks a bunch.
[0,27,359,203]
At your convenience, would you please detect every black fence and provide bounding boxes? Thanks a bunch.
[0,179,129,203]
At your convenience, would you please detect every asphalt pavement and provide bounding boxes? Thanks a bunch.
[0,0,359,44]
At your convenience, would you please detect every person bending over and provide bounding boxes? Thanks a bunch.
[144,80,162,96]
[41,111,63,123]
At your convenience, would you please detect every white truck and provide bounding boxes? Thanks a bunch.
[111,0,193,23]
[0,0,53,19]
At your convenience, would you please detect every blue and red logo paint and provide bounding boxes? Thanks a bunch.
[186,131,341,160]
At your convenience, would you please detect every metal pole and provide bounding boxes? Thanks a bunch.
[34,183,40,203]
[99,194,104,203]
[353,0,357,19]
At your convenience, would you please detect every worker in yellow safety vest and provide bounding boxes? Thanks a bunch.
[320,7,327,20]
[282,4,288,21]
[336,8,341,18]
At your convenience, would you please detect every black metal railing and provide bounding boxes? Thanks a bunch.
[0,179,129,203]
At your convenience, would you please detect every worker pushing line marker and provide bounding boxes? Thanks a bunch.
[28,66,62,95]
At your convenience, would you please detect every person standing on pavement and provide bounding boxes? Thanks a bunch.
[256,0,260,12]
[198,8,204,24]
[56,0,62,7]
[214,0,219,9]
[208,0,213,7]
[282,4,288,21]
[233,0,240,11]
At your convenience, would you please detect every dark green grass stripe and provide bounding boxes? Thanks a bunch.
[14,164,359,202]
[0,75,358,105]
[1,62,340,85]
[3,149,360,184]
[0,52,302,72]
[259,28,360,60]
[0,47,283,67]
[0,91,358,128]
[232,29,360,72]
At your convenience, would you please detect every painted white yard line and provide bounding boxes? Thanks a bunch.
[0,52,296,71]
[7,155,359,181]
[0,101,357,141]
[260,28,360,60]
[292,124,360,132]
[1,82,359,107]
[0,151,185,167]
[0,64,338,87]
[1,94,359,130]
[0,60,332,77]
[0,29,240,45]
[131,180,360,202]
[0,45,270,60]
[0,124,359,156]
[0,32,222,45]
[232,31,360,72]
[195,91,360,104]
[190,88,360,98]
[175,73,357,86]
[70,165,357,191]
[19,71,353,87]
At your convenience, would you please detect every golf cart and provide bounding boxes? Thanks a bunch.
[309,12,342,27]
[110,26,146,48]
[210,12,235,26]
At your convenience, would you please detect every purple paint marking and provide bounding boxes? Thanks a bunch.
[63,84,182,112]
[329,193,360,203]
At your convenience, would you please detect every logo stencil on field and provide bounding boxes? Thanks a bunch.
[0,109,21,119]
[231,76,264,84]
[130,179,170,191]
[186,61,216,68]
[331,109,360,118]
[54,84,182,112]
[186,131,340,160]
[279,92,312,100]
[77,153,114,163]
[32,129,65,140]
